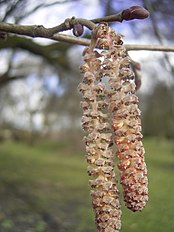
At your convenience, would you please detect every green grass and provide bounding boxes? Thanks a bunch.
[0,138,174,232]
[121,138,174,232]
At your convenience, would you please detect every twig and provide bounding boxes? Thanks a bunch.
[0,13,121,38]
[125,44,174,52]
[91,13,122,23]
[53,34,174,52]
[0,6,173,53]
[0,6,149,37]
[0,23,173,52]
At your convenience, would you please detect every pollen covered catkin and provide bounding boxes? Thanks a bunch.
[78,42,122,231]
[94,23,148,212]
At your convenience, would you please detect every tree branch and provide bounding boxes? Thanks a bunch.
[52,34,174,52]
[0,6,173,53]
[0,73,24,86]
[0,12,122,38]
[0,26,173,53]
[0,6,148,38]
[0,35,72,69]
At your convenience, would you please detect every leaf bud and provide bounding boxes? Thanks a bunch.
[121,6,150,21]
[72,22,84,37]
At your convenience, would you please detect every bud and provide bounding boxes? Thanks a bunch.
[72,22,84,37]
[121,6,150,21]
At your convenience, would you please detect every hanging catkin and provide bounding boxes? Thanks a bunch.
[79,22,148,231]
[78,30,122,231]
[93,23,148,212]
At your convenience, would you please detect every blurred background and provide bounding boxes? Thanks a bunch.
[0,0,174,232]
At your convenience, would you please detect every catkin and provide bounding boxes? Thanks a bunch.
[94,23,148,212]
[78,43,122,231]
[79,22,148,231]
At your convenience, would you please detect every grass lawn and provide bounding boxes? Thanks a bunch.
[0,137,174,232]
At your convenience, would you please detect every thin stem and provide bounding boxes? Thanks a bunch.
[74,18,96,30]
[91,12,123,23]
[126,44,174,52]
[52,33,90,45]
[52,34,174,52]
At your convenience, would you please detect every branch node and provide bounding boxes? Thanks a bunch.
[64,18,72,29]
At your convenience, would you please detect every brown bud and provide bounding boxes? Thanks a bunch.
[72,22,84,37]
[121,6,150,21]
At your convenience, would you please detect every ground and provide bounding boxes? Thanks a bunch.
[0,137,174,232]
